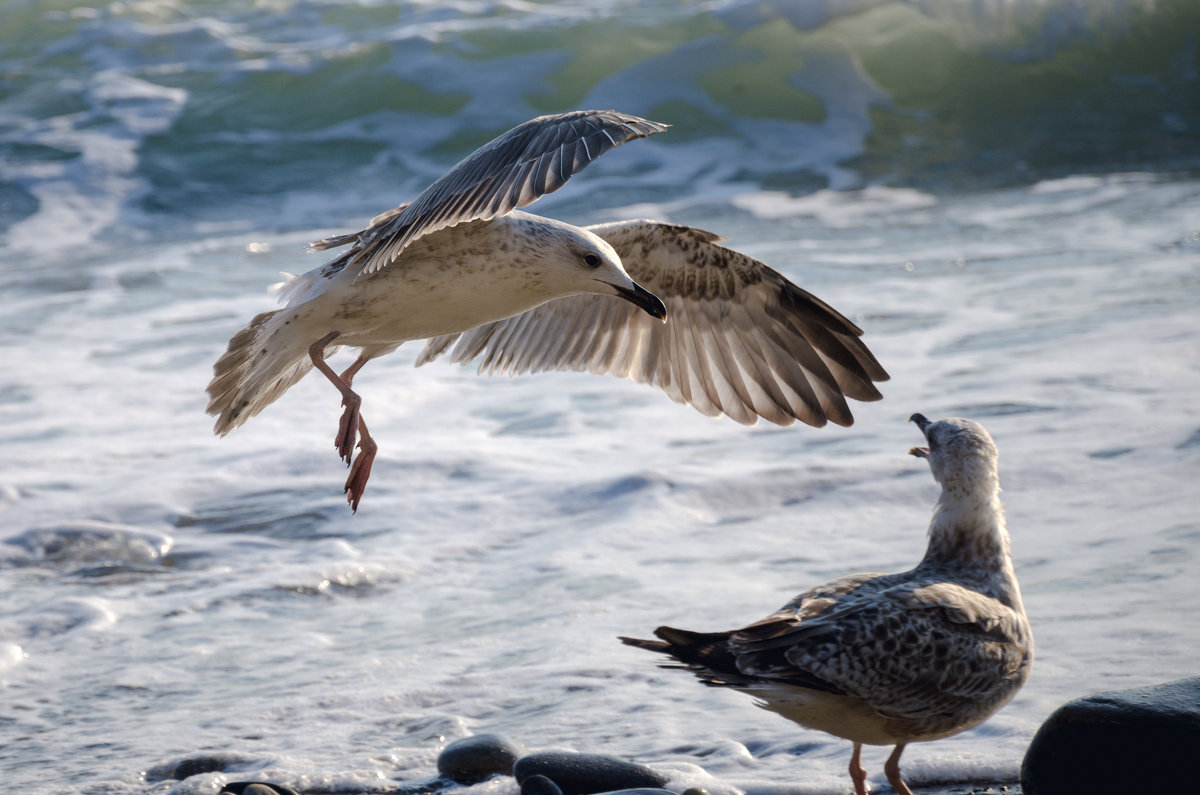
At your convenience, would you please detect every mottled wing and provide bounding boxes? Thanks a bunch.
[734,577,1031,721]
[416,220,889,428]
[620,624,845,695]
[620,574,885,693]
[310,111,668,274]
[907,582,1024,636]
[723,573,887,678]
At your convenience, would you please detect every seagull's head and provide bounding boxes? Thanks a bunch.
[536,219,666,321]
[908,413,999,493]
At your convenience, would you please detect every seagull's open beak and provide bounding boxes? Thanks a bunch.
[908,412,931,458]
[614,282,667,321]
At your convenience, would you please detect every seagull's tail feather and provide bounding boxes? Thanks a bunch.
[206,308,315,435]
[621,626,745,684]
[618,635,673,654]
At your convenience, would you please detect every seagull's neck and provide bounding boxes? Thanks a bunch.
[920,480,1023,610]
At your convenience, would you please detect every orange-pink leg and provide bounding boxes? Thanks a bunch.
[335,354,371,458]
[339,354,370,387]
[849,742,869,795]
[343,413,377,513]
[307,333,377,511]
[308,333,364,463]
[884,744,912,795]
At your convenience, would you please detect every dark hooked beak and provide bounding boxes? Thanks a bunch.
[614,282,667,321]
[908,412,931,458]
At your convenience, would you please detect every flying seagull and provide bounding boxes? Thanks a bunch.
[621,415,1032,795]
[206,110,889,510]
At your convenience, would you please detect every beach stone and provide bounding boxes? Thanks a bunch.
[172,755,229,779]
[221,784,300,795]
[437,733,524,784]
[521,774,564,795]
[513,751,669,795]
[1021,676,1200,794]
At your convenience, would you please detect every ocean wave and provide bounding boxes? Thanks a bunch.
[0,0,1195,256]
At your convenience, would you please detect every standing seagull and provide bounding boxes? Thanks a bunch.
[621,415,1032,795]
[206,111,888,510]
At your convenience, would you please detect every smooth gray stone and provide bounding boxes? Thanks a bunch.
[521,774,564,795]
[1021,676,1200,794]
[173,756,228,779]
[437,733,524,784]
[513,751,669,795]
[222,784,301,795]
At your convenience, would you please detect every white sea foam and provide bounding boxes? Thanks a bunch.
[731,186,938,225]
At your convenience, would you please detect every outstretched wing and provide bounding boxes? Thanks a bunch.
[309,111,668,275]
[416,220,889,428]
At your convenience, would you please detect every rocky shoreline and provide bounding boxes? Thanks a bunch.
[151,735,1022,795]
[145,676,1200,795]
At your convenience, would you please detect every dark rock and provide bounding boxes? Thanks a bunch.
[513,751,669,795]
[437,733,524,785]
[173,755,231,779]
[521,774,564,795]
[1021,676,1200,794]
[145,752,261,784]
[222,784,301,795]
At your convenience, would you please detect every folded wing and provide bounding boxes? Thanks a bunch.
[720,577,1030,721]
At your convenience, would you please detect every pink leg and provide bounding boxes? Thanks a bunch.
[344,413,377,513]
[884,744,912,795]
[334,354,371,460]
[849,743,869,795]
[307,334,378,511]
[339,355,369,387]
[307,334,366,464]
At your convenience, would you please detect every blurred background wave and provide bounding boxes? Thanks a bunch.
[2,0,1196,257]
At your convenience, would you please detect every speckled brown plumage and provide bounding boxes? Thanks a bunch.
[621,415,1032,795]
[416,220,889,428]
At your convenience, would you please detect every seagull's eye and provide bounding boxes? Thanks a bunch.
[582,253,601,269]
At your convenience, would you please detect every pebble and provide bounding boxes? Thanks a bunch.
[172,755,230,779]
[220,784,300,795]
[437,733,525,785]
[521,774,564,795]
[1021,676,1200,794]
[513,751,669,795]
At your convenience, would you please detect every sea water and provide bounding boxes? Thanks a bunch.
[1,1,1198,793]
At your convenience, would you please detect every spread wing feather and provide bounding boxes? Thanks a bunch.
[307,111,668,275]
[415,220,889,428]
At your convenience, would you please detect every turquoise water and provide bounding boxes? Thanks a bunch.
[1,1,1198,793]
